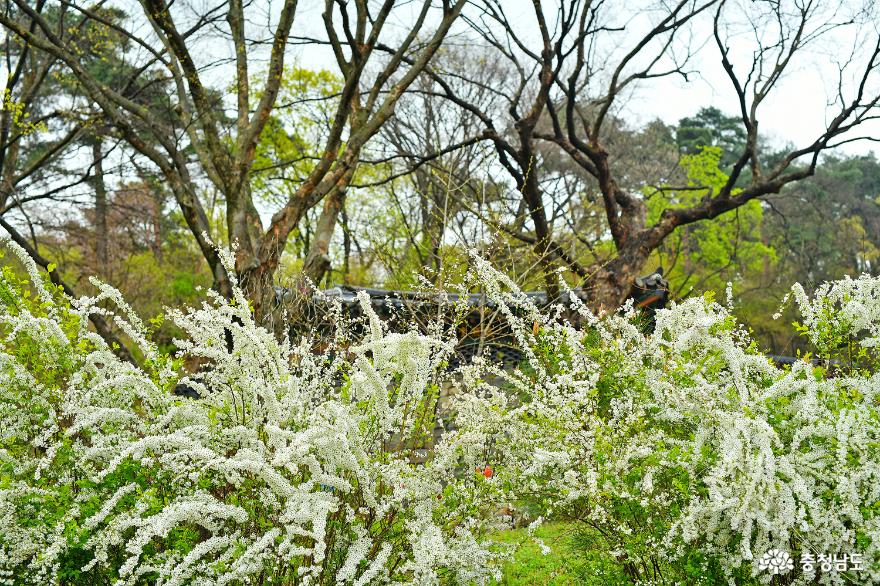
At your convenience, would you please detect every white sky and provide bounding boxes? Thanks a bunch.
[490,0,880,155]
[629,33,878,154]
[285,0,880,156]
[2,0,877,159]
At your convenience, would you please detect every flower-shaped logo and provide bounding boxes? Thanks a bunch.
[758,549,794,575]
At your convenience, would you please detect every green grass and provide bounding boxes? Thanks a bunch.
[491,521,584,585]
[492,522,634,585]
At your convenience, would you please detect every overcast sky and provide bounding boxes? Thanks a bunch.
[3,0,876,156]
[623,29,878,155]
[520,0,874,154]
[282,0,880,156]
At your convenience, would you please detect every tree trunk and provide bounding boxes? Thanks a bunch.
[91,137,109,270]
[150,190,163,262]
[585,226,658,313]
[341,203,351,284]
[521,163,560,300]
[302,187,346,286]
[588,258,645,313]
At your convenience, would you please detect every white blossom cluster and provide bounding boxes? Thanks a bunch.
[2,238,879,585]
[789,274,880,354]
[0,241,516,585]
[459,257,880,584]
[572,282,880,584]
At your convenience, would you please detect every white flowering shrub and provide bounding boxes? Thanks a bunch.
[503,276,880,585]
[2,239,879,586]
[787,275,880,372]
[450,258,880,585]
[0,242,526,585]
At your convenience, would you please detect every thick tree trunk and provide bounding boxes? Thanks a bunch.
[583,214,667,313]
[300,159,358,288]
[587,253,650,313]
[239,262,277,326]
[521,166,560,300]
[228,184,265,271]
[302,187,346,286]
